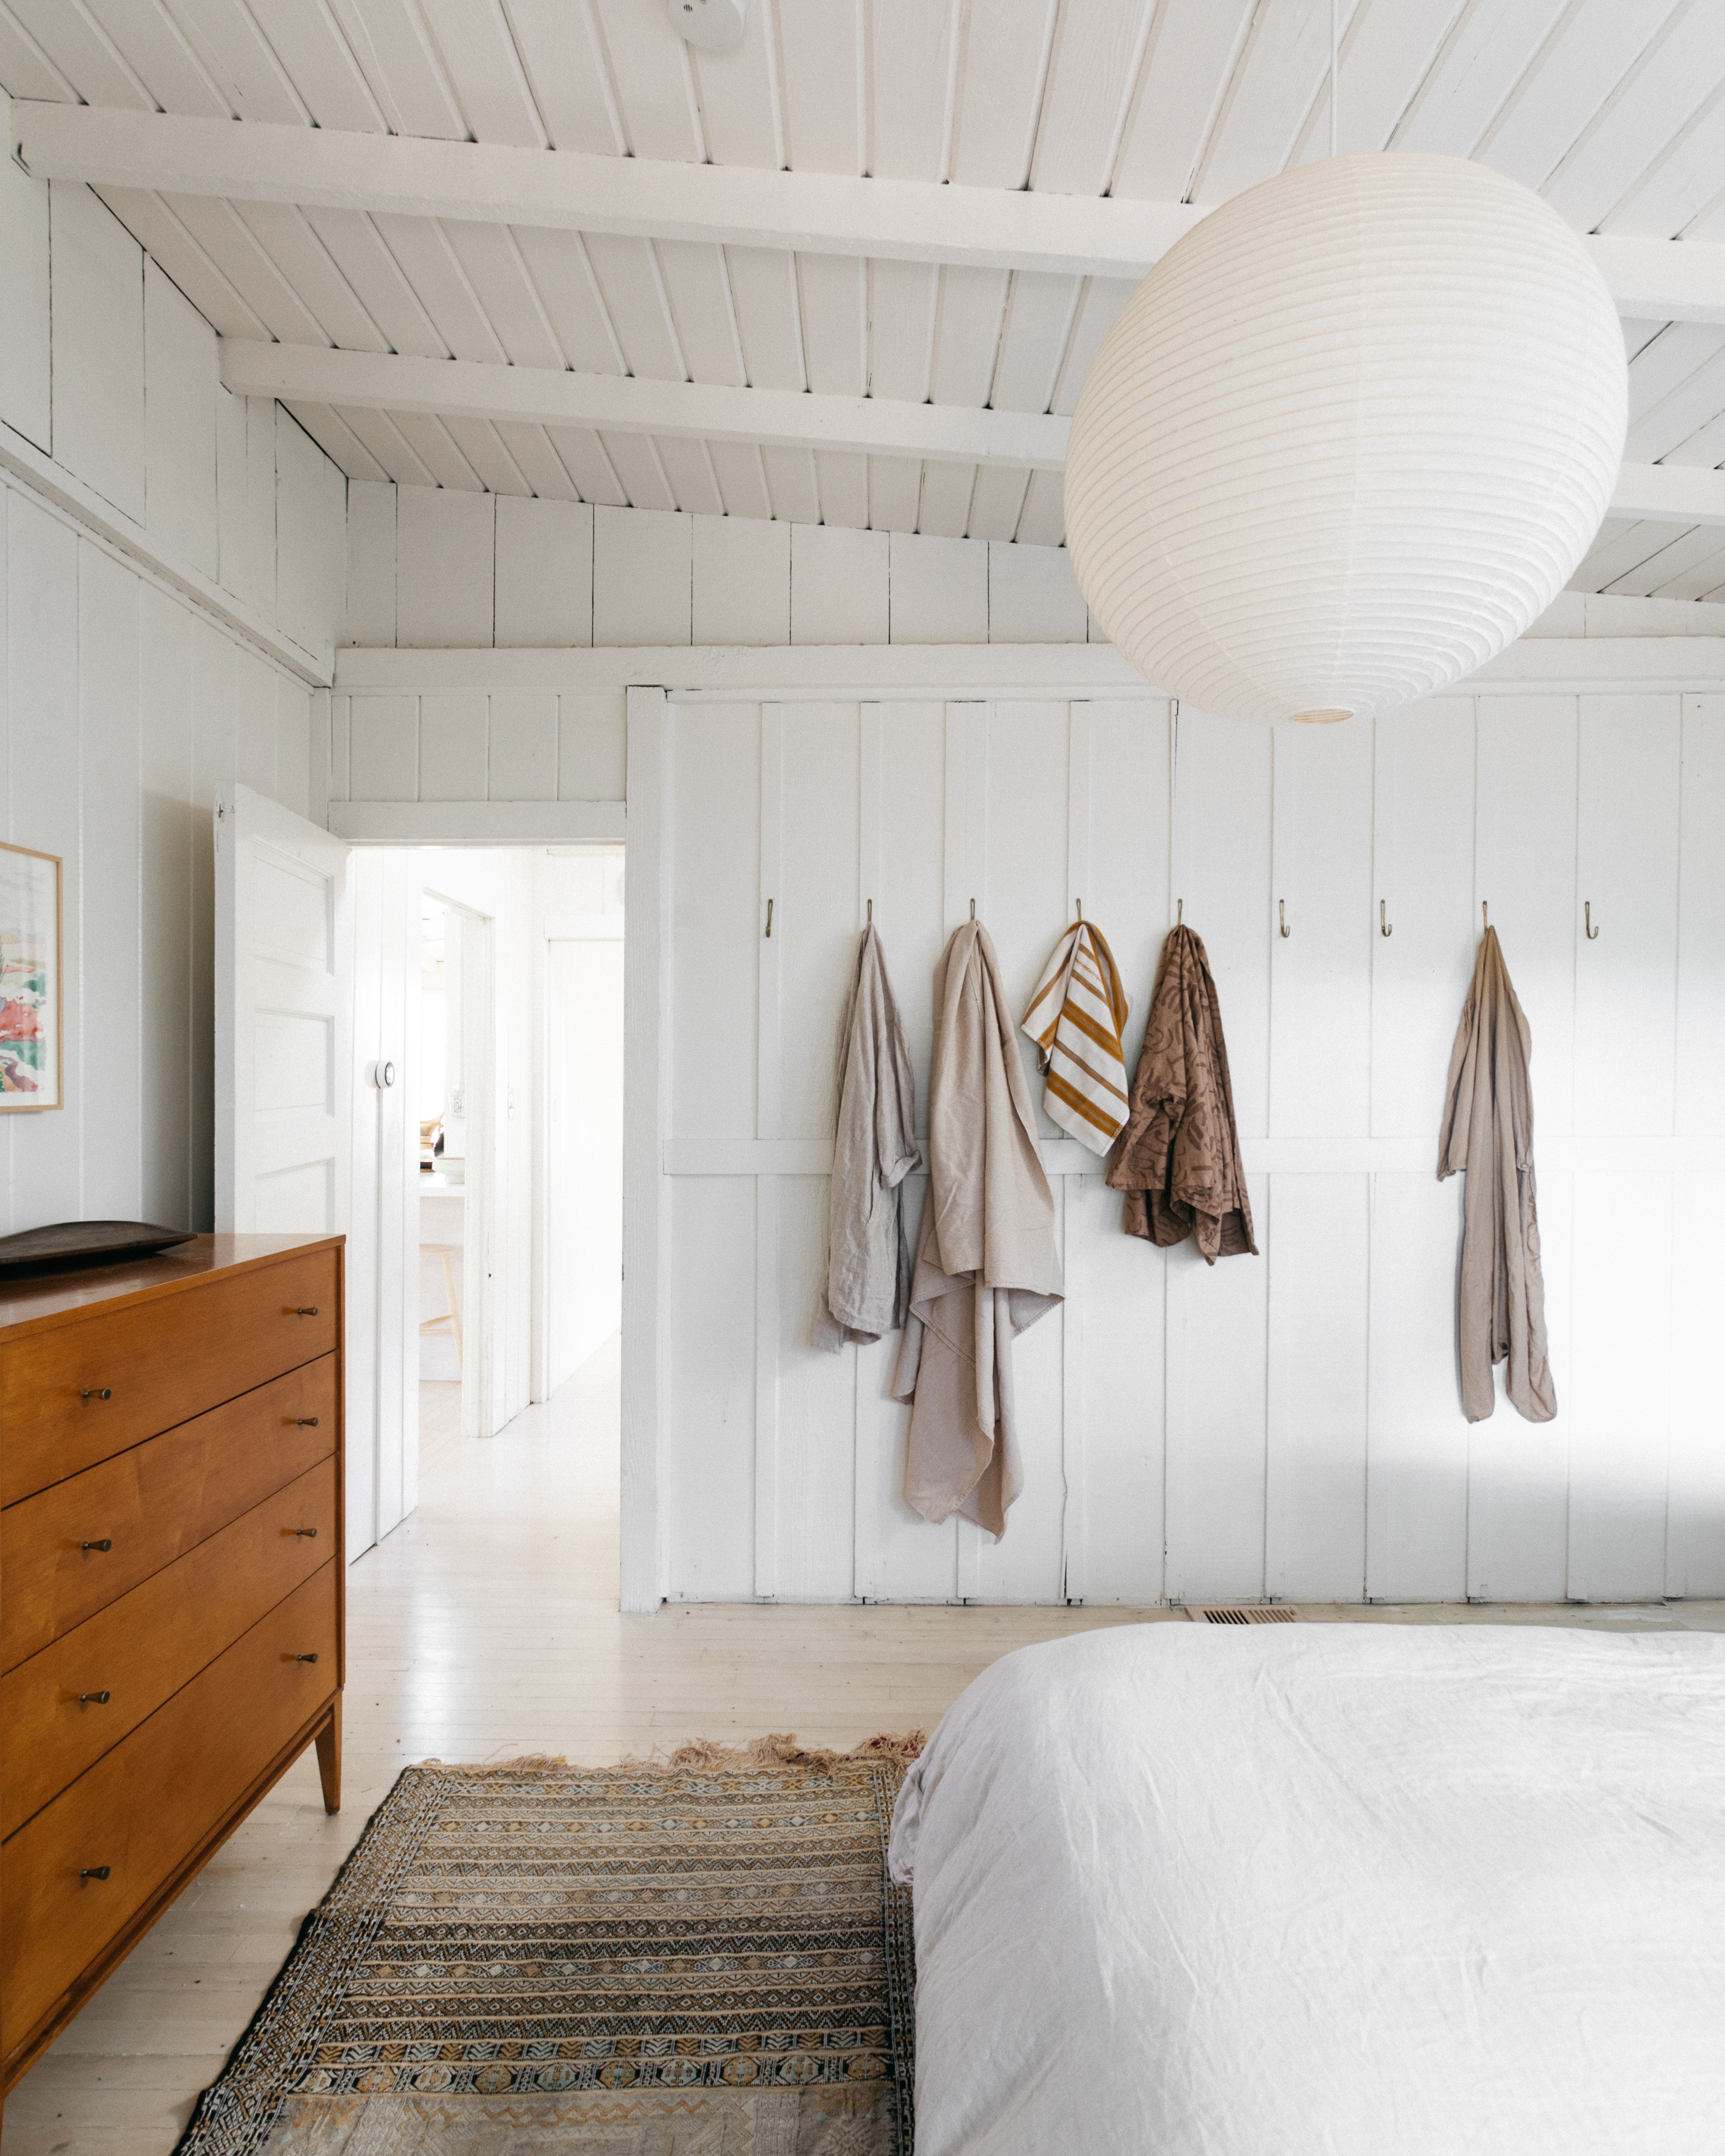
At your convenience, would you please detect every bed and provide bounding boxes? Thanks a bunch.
[889,1622,1725,2155]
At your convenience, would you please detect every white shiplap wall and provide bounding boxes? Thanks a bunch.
[0,140,347,1239]
[0,118,346,683]
[644,686,1725,1611]
[0,472,325,1237]
[343,482,1099,653]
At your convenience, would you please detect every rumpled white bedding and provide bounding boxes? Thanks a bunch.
[889,1623,1725,2156]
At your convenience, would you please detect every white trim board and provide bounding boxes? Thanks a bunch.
[19,103,1725,325]
[329,800,625,844]
[336,639,1725,699]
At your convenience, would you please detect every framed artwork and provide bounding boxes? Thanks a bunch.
[0,840,63,1112]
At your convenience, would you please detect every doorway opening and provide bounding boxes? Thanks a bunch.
[351,842,626,1562]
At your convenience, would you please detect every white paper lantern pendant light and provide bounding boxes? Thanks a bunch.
[1064,148,1627,725]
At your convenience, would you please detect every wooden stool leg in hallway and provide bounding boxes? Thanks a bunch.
[419,1243,463,1372]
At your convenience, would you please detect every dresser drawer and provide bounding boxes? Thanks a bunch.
[2,1354,337,1671]
[0,1566,336,2064]
[1,1458,338,1839]
[1,1246,338,1506]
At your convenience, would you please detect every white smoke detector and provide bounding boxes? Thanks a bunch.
[669,0,749,50]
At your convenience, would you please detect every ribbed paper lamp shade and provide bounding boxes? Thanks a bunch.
[1064,154,1627,724]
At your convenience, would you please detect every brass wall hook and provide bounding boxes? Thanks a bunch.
[866,898,872,926]
[764,898,773,938]
[1482,900,1489,932]
[970,898,976,921]
[1380,899,1392,938]
[1279,899,1290,939]
[1176,898,1183,927]
[1585,900,1600,940]
[1075,898,1082,922]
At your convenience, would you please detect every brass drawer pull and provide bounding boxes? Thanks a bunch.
[294,1306,319,1317]
[79,1691,111,1705]
[80,1866,111,1881]
[296,1417,320,1427]
[81,1538,113,1553]
[82,1388,112,1402]
[296,1652,319,1664]
[293,1527,319,1538]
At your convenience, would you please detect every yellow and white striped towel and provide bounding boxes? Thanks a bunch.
[1021,921,1130,1154]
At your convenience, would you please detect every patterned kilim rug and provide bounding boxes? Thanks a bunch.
[175,1734,921,2155]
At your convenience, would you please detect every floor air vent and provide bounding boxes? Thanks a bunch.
[1186,1605,1301,1625]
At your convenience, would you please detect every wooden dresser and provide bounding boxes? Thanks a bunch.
[0,1232,344,2115]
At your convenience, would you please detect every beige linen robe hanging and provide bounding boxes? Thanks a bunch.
[813,926,921,1350]
[892,921,1062,1538]
[1438,927,1557,1423]
[1107,924,1256,1262]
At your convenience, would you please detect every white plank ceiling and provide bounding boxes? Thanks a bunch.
[7,0,1725,599]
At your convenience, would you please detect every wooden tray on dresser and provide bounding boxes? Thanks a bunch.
[0,1232,346,2130]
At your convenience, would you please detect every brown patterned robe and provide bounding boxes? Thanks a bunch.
[1106,925,1257,1263]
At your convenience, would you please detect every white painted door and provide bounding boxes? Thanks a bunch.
[547,935,625,1391]
[214,782,352,1237]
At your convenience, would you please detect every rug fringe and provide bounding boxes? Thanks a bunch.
[412,1733,925,1775]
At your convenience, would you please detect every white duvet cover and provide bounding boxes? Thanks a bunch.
[889,1623,1725,2156]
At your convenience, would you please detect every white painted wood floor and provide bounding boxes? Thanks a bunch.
[9,1338,1720,2151]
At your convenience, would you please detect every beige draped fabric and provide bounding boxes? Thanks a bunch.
[814,926,921,1351]
[892,920,1062,1538]
[1438,928,1557,1424]
[1106,924,1256,1263]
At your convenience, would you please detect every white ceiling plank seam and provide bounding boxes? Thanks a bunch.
[217,336,1072,467]
[214,335,1725,524]
[19,99,1725,322]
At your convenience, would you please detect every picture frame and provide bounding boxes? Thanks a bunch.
[0,839,63,1113]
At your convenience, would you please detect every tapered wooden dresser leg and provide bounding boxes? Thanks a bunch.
[315,1698,342,1815]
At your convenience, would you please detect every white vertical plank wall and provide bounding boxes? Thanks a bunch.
[645,683,1725,1609]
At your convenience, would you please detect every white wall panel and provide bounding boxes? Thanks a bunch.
[2,471,322,1246]
[1669,697,1725,1597]
[1271,721,1374,1137]
[398,485,494,648]
[489,690,558,798]
[1372,698,1476,1137]
[143,261,218,578]
[791,524,888,645]
[48,183,145,523]
[0,132,51,453]
[1164,1172,1270,1605]
[495,495,593,648]
[1266,1172,1371,1603]
[559,689,627,798]
[1367,1172,1469,1603]
[1575,696,1682,1138]
[419,692,489,800]
[593,504,691,645]
[276,406,346,657]
[1568,1171,1673,1601]
[344,478,397,647]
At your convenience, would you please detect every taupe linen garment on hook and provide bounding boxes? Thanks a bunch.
[892,921,1062,1538]
[1106,925,1257,1262]
[813,925,921,1350]
[1437,928,1557,1423]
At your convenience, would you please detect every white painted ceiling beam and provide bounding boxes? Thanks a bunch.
[220,338,1725,525]
[218,339,1071,468]
[18,101,1725,322]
